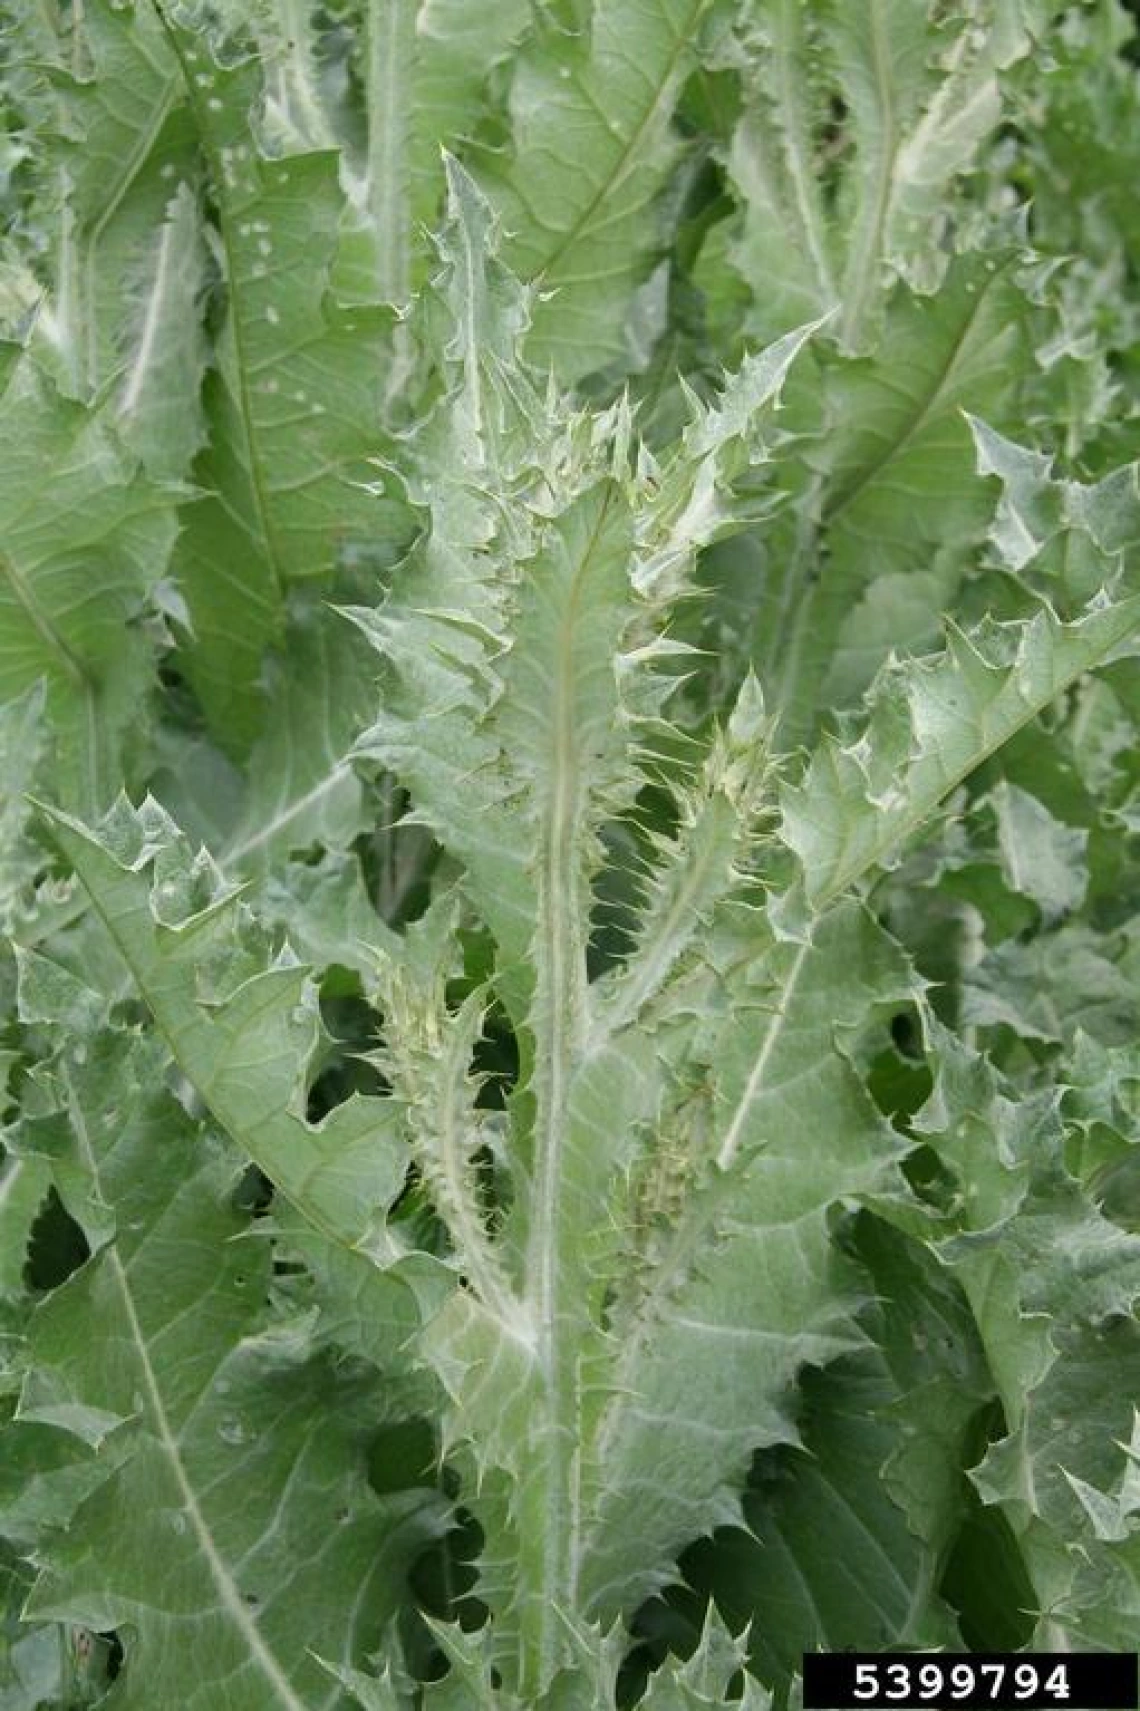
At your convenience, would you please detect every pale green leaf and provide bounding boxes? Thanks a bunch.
[219,595,384,871]
[638,1610,769,1710]
[761,256,1033,734]
[576,906,916,1619]
[909,1022,1140,1646]
[347,0,532,306]
[0,684,48,935]
[722,0,1037,352]
[114,182,210,482]
[780,595,1140,911]
[3,0,198,400]
[961,924,1137,1045]
[968,415,1140,594]
[157,21,414,750]
[687,1217,990,1692]
[9,1027,442,1710]
[480,0,717,380]
[0,359,178,814]
[988,780,1089,923]
[0,1153,49,1306]
[33,794,406,1254]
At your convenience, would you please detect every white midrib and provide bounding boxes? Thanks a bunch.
[367,0,411,306]
[716,936,810,1170]
[222,759,353,866]
[56,189,82,394]
[119,211,179,417]
[524,503,615,1682]
[0,1157,30,1218]
[462,215,483,441]
[587,929,815,1574]
[838,0,897,349]
[530,620,580,1665]
[84,82,177,392]
[774,0,835,302]
[272,0,336,150]
[527,510,607,1326]
[895,22,984,196]
[67,1090,309,1711]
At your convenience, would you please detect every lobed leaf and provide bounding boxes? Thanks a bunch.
[480,0,718,380]
[780,595,1140,910]
[0,361,178,815]
[8,1019,442,1711]
[33,794,405,1255]
[157,16,414,752]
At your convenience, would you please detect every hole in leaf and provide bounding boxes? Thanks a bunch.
[306,995,388,1122]
[355,791,439,929]
[67,1624,125,1696]
[366,1417,438,1495]
[109,996,150,1029]
[231,1164,274,1218]
[900,1142,957,1211]
[398,1504,490,1685]
[889,1009,921,1058]
[384,1164,453,1258]
[409,1507,487,1624]
[24,1188,90,1291]
[867,1051,932,1129]
[469,1001,518,1111]
[157,659,186,692]
[106,1630,124,1680]
[939,1403,1036,1650]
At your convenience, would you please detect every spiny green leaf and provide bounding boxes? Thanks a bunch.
[637,1609,770,1710]
[576,905,916,1618]
[157,16,414,752]
[969,415,1140,596]
[760,254,1034,733]
[2,0,198,400]
[906,1020,1140,1646]
[346,0,532,307]
[781,594,1140,910]
[721,0,1039,352]
[686,1218,991,1694]
[4,3,1140,1698]
[9,1024,443,1711]
[479,0,718,380]
[0,359,179,815]
[32,794,405,1255]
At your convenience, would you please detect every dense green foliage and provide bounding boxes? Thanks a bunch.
[2,2,1140,1706]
